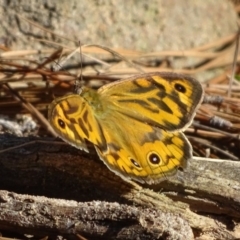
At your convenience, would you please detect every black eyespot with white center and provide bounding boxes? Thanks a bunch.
[174,83,186,93]
[58,119,66,129]
[130,158,141,168]
[148,152,161,165]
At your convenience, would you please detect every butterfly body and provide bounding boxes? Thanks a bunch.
[48,72,203,184]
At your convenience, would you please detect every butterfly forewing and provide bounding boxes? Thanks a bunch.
[99,72,203,132]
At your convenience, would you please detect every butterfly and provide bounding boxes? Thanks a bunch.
[48,72,204,184]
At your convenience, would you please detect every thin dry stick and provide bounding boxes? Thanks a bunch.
[84,44,145,73]
[192,122,239,140]
[227,28,240,99]
[191,33,236,51]
[190,137,238,160]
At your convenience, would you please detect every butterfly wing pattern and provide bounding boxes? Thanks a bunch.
[49,72,203,184]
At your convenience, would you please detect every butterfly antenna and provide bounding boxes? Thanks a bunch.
[75,41,84,94]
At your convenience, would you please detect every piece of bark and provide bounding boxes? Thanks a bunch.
[0,134,239,239]
[0,190,193,240]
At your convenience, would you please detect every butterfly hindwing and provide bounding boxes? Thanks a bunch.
[48,94,107,152]
[94,113,191,184]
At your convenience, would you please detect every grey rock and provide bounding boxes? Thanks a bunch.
[0,0,237,51]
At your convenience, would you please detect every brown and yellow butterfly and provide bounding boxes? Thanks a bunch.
[48,72,203,184]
